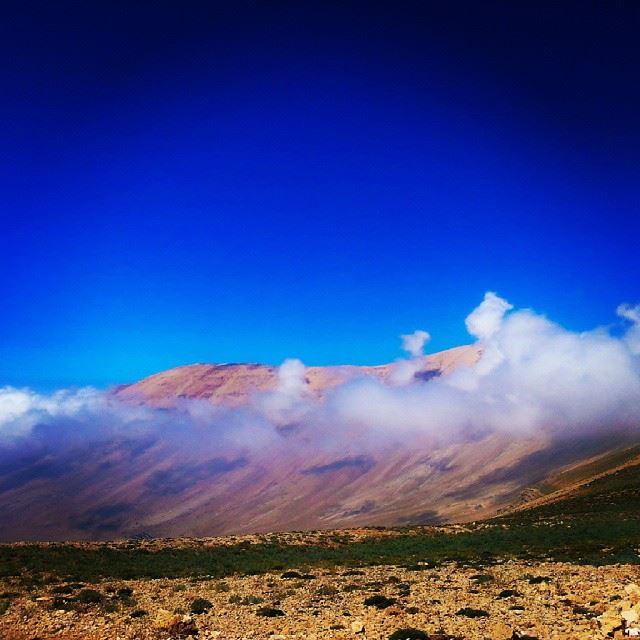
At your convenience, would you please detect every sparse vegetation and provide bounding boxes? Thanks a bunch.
[228,594,263,605]
[388,629,429,640]
[280,570,303,579]
[256,606,285,617]
[190,597,212,614]
[364,594,396,609]
[456,607,489,618]
[470,573,493,583]
[76,588,103,604]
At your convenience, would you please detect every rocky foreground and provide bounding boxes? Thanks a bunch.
[1,560,640,640]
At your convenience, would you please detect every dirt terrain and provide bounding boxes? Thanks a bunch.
[1,552,638,639]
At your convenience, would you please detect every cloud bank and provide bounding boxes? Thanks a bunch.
[1,292,640,464]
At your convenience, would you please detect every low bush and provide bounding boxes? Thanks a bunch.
[456,607,489,618]
[76,589,103,604]
[256,606,285,617]
[470,573,494,584]
[229,595,264,605]
[190,598,213,614]
[388,628,429,640]
[364,594,396,609]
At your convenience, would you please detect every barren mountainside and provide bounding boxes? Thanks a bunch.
[0,344,637,542]
[115,345,481,407]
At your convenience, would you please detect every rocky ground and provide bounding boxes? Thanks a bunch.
[1,560,639,640]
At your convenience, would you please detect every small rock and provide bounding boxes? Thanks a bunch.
[351,619,365,633]
[490,621,512,640]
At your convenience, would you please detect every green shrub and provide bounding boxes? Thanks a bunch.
[456,607,489,618]
[526,575,550,584]
[130,608,147,618]
[388,629,429,640]
[497,589,520,598]
[215,582,230,592]
[229,594,264,605]
[190,597,213,614]
[51,585,74,594]
[76,589,103,604]
[280,571,303,579]
[0,600,10,615]
[52,596,76,611]
[364,594,396,609]
[470,573,494,584]
[256,606,285,617]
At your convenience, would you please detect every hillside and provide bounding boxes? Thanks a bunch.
[1,344,639,542]
[1,457,639,639]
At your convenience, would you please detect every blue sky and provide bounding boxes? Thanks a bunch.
[1,2,639,388]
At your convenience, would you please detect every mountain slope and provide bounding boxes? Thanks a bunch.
[498,443,640,519]
[0,345,637,541]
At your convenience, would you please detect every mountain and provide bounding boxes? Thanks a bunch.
[0,345,637,542]
[114,345,480,407]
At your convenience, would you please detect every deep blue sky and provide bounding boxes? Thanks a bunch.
[2,1,639,388]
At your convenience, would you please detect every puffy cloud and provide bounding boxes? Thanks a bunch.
[254,358,312,427]
[465,291,513,341]
[325,292,640,440]
[618,303,640,355]
[390,329,431,385]
[617,303,640,324]
[1,292,639,465]
[401,330,431,357]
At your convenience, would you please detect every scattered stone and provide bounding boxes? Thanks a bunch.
[350,619,365,633]
[497,589,521,598]
[491,621,512,640]
[154,609,198,637]
[2,556,640,639]
[623,609,640,625]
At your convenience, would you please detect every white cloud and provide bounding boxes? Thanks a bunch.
[465,291,513,341]
[618,303,640,355]
[1,292,639,461]
[401,330,431,357]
